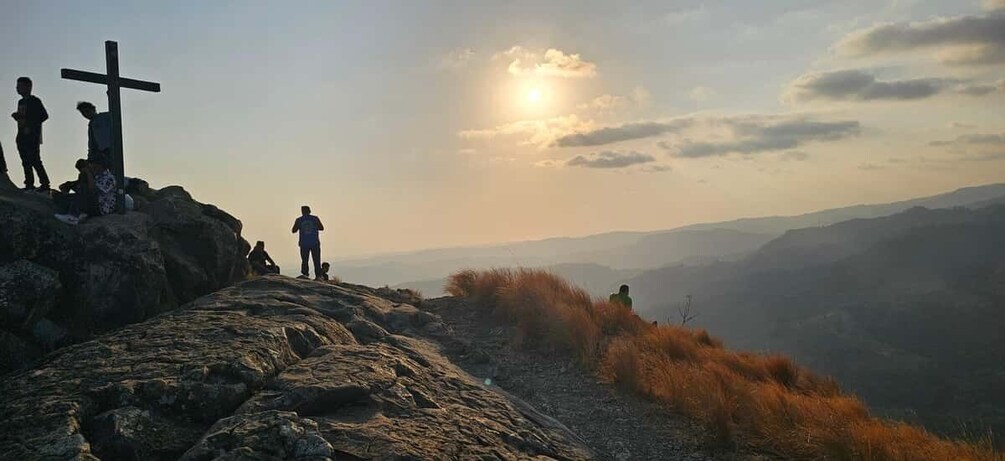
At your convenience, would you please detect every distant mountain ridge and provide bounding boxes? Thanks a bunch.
[335,183,1005,288]
[625,202,1005,442]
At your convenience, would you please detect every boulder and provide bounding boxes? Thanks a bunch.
[0,277,594,460]
[0,182,250,374]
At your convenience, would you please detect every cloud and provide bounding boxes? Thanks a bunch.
[554,119,694,147]
[458,115,593,149]
[785,69,998,101]
[835,12,1005,66]
[669,117,861,158]
[578,87,651,112]
[956,82,999,95]
[497,46,597,78]
[949,121,976,129]
[559,114,860,157]
[440,48,475,70]
[985,0,1005,11]
[780,150,810,161]
[688,86,717,102]
[929,132,1005,162]
[928,133,1005,147]
[858,162,885,170]
[665,6,708,25]
[642,164,672,173]
[566,151,656,169]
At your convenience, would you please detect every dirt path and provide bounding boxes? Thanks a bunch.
[419,296,770,461]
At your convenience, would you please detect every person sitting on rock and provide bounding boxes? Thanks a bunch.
[53,157,116,225]
[318,262,331,281]
[609,284,633,310]
[53,158,91,213]
[248,241,280,275]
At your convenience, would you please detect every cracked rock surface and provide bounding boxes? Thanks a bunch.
[0,276,594,460]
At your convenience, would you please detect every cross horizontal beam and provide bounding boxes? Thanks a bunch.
[60,68,161,93]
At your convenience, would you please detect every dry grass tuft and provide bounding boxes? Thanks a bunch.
[447,268,1003,461]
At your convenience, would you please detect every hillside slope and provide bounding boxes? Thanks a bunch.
[627,204,1005,440]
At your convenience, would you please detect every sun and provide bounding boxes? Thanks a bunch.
[527,87,542,104]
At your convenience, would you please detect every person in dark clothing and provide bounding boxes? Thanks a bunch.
[319,262,331,281]
[248,241,280,275]
[76,101,112,163]
[53,157,115,225]
[52,158,93,214]
[11,77,50,191]
[609,284,633,309]
[291,205,324,280]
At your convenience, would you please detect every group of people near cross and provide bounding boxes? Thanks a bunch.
[1,76,120,225]
[247,205,331,281]
[3,76,335,282]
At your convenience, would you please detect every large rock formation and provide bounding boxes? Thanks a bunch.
[0,181,250,373]
[0,277,593,460]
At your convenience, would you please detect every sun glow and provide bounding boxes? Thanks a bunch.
[527,88,542,103]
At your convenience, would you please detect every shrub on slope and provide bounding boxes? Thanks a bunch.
[446,268,1001,461]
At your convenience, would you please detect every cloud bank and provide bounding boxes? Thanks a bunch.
[835,11,1005,66]
[552,114,860,157]
[786,69,999,101]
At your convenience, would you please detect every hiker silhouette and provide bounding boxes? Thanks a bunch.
[12,77,50,191]
[76,101,112,164]
[292,205,324,279]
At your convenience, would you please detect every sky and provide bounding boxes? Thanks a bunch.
[1,0,1003,265]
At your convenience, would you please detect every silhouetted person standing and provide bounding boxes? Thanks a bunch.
[292,205,324,279]
[11,77,49,191]
[76,101,112,163]
[609,284,633,309]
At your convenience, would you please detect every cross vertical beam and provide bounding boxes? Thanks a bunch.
[105,41,126,213]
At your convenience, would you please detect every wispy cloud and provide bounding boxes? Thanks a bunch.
[785,69,998,102]
[553,114,860,157]
[578,87,651,112]
[688,86,717,103]
[554,119,692,147]
[458,115,593,149]
[780,150,810,161]
[566,151,656,169]
[834,11,1005,66]
[929,133,1005,147]
[669,117,861,158]
[439,48,475,70]
[496,47,597,78]
[929,132,1005,162]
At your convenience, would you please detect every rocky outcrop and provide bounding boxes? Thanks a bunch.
[0,182,250,373]
[0,277,593,460]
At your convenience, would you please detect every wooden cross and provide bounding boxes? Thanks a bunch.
[61,41,160,213]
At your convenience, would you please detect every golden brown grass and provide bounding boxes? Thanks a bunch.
[446,268,1002,461]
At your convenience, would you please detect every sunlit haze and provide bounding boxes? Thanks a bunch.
[2,1,1003,265]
